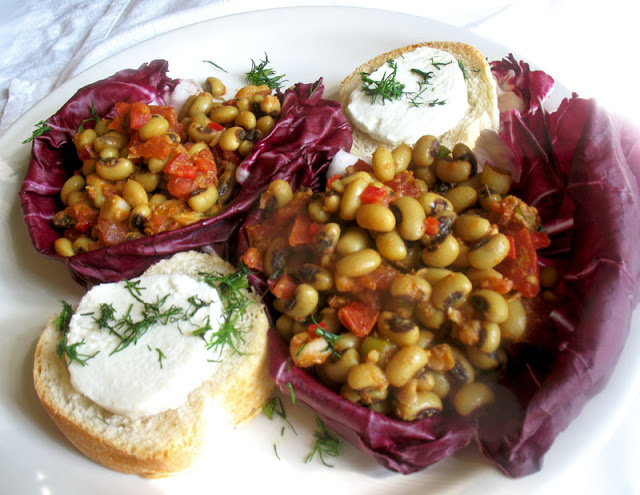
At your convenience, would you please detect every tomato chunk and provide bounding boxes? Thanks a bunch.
[270,273,298,299]
[497,228,541,298]
[337,301,379,338]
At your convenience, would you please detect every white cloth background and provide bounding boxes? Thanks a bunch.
[0,0,638,493]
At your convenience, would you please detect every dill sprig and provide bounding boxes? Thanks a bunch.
[360,59,405,104]
[430,57,452,70]
[245,53,286,89]
[458,60,469,81]
[77,101,100,133]
[262,396,297,434]
[54,300,99,366]
[23,120,51,144]
[203,59,228,73]
[305,416,342,467]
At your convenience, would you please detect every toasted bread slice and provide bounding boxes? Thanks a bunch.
[340,41,499,156]
[33,251,272,478]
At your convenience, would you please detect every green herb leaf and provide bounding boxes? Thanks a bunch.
[458,60,469,81]
[286,382,296,403]
[23,120,51,144]
[430,57,452,70]
[245,53,286,89]
[262,396,297,434]
[203,60,228,73]
[77,100,100,133]
[360,59,405,104]
[305,416,342,467]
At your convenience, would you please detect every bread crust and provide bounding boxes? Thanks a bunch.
[33,251,272,478]
[339,41,499,156]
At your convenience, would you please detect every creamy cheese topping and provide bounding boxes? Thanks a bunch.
[346,46,469,147]
[66,273,224,419]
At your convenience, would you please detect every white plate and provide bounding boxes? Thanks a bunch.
[1,6,639,495]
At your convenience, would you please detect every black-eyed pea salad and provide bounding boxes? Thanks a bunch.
[52,75,283,256]
[242,134,554,421]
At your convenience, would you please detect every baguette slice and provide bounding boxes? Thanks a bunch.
[340,41,499,156]
[33,251,272,478]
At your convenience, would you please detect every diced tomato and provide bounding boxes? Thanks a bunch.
[530,230,551,249]
[384,170,422,199]
[66,203,98,233]
[108,102,131,132]
[507,235,517,259]
[207,121,224,132]
[360,184,390,205]
[337,301,379,338]
[350,160,373,173]
[479,277,514,295]
[129,134,176,160]
[270,273,298,299]
[356,263,399,291]
[288,213,322,247]
[497,227,540,298]
[424,216,440,236]
[167,176,196,200]
[165,148,197,179]
[326,174,341,189]
[93,219,128,246]
[129,102,151,129]
[241,247,264,272]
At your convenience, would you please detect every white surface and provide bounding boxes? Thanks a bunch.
[0,3,639,495]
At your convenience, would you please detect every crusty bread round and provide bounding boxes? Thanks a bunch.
[33,251,272,478]
[340,41,499,156]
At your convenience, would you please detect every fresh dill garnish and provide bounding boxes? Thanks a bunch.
[360,59,405,104]
[54,301,99,365]
[203,60,228,73]
[273,444,280,460]
[430,57,452,70]
[23,120,51,144]
[155,348,166,368]
[77,101,100,133]
[410,67,435,84]
[199,265,253,356]
[427,98,447,107]
[286,382,296,403]
[309,316,341,358]
[305,417,342,467]
[262,396,297,434]
[308,80,322,98]
[458,60,469,81]
[245,53,286,89]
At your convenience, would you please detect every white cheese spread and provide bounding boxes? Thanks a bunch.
[65,273,224,419]
[346,46,469,147]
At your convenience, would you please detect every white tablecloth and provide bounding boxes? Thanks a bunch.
[1,1,638,493]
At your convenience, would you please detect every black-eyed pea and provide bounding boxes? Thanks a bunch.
[96,157,134,182]
[290,331,332,368]
[219,126,245,152]
[348,362,389,392]
[318,307,342,334]
[100,195,131,222]
[428,371,451,398]
[356,203,396,232]
[453,214,491,243]
[452,143,477,169]
[234,110,257,130]
[129,204,151,232]
[377,312,420,347]
[335,225,370,256]
[481,164,512,195]
[372,145,395,182]
[391,241,422,271]
[210,105,239,125]
[187,122,219,144]
[340,383,362,404]
[308,199,331,223]
[390,274,431,302]
[500,298,528,341]
[260,179,293,210]
[147,157,168,173]
[446,347,475,386]
[359,336,397,368]
[60,175,86,206]
[375,230,407,261]
[321,348,360,384]
[479,187,502,211]
[385,344,430,388]
[92,131,127,153]
[188,92,214,117]
[431,272,472,311]
[453,382,495,416]
[445,185,478,212]
[412,135,439,167]
[340,176,371,221]
[297,263,333,292]
[335,249,381,277]
[414,301,446,329]
[260,94,281,115]
[122,179,148,208]
[94,119,109,136]
[413,166,437,188]
[132,171,160,193]
[392,143,412,173]
[468,234,511,270]
[466,267,505,287]
[206,77,226,97]
[188,186,219,213]
[466,346,504,370]
[417,191,453,215]
[470,289,509,324]
[313,222,341,255]
[148,193,168,208]
[66,191,88,206]
[323,191,341,213]
[54,237,75,257]
[284,284,319,320]
[263,237,289,277]
[434,158,472,184]
[540,265,560,288]
[417,329,436,349]
[139,115,169,141]
[420,234,460,268]
[82,159,96,176]
[477,321,502,353]
[450,243,470,269]
[98,146,119,160]
[275,314,295,341]
[390,196,426,241]
[394,380,443,421]
[74,128,97,150]
[72,236,93,254]
[416,267,452,285]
